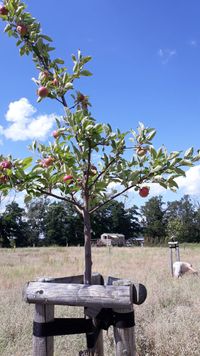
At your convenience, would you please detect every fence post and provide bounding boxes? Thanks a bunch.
[91,273,104,356]
[111,279,136,356]
[33,304,54,356]
[82,273,104,356]
[168,240,180,276]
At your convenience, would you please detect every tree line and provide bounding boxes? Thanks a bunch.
[0,194,200,247]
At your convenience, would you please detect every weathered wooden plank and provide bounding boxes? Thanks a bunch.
[23,282,132,308]
[33,304,54,356]
[111,279,137,356]
[88,272,104,356]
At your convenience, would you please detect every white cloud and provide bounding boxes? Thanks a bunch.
[158,48,176,64]
[176,165,200,195]
[1,98,56,141]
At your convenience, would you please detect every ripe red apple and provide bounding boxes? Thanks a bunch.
[52,130,60,139]
[37,86,49,98]
[0,5,9,15]
[40,157,54,168]
[63,175,73,184]
[16,24,27,37]
[0,160,12,169]
[139,187,149,198]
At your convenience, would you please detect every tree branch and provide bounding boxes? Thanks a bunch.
[36,187,83,212]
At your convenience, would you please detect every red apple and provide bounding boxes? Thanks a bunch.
[37,86,49,98]
[77,93,85,102]
[139,187,149,198]
[40,157,54,168]
[0,5,9,15]
[52,130,60,139]
[63,175,73,184]
[0,160,12,169]
[16,24,27,37]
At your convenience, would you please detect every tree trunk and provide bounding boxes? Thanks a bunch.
[83,207,92,285]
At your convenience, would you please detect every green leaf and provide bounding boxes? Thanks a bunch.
[39,34,53,42]
[54,58,65,64]
[82,56,92,64]
[147,129,156,141]
[184,147,193,158]
[24,195,33,204]
[80,70,93,76]
[22,157,33,169]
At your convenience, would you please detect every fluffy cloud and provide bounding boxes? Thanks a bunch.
[1,98,56,141]
[176,165,200,195]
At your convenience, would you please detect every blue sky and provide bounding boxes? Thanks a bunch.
[1,0,200,207]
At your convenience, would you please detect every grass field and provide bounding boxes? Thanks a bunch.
[0,245,200,356]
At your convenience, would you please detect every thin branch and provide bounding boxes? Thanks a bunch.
[89,164,171,214]
[89,183,137,214]
[88,152,121,189]
[36,187,83,212]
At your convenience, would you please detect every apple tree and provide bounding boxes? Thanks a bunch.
[1,0,200,284]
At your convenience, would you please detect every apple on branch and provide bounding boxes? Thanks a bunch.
[0,160,12,169]
[40,157,54,168]
[16,24,28,37]
[63,175,74,184]
[52,130,60,139]
[136,146,147,157]
[139,186,149,198]
[0,5,9,15]
[37,86,49,98]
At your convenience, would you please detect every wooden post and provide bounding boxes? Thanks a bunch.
[169,245,173,276]
[168,241,180,276]
[33,304,54,356]
[110,279,136,356]
[91,273,104,356]
[176,244,180,262]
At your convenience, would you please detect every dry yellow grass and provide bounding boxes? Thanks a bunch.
[0,245,200,355]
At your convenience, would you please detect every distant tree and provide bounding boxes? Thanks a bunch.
[91,201,141,239]
[141,196,166,244]
[43,201,83,246]
[26,198,49,246]
[125,205,142,237]
[165,195,200,243]
[2,202,30,247]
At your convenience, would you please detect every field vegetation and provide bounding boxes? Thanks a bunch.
[0,245,200,355]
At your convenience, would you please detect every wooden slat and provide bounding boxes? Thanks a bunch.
[111,279,136,356]
[33,304,54,356]
[23,282,132,308]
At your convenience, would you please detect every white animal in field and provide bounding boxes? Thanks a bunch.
[173,261,198,278]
